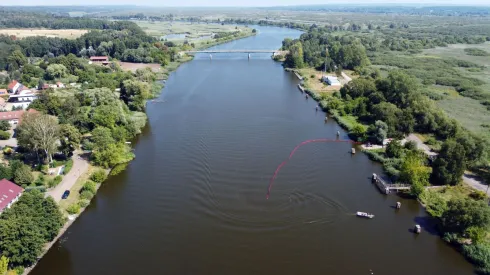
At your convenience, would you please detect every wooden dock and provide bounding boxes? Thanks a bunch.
[297,84,305,93]
[372,173,410,194]
[294,71,303,81]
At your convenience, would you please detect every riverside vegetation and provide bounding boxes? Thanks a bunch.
[279,22,490,274]
[0,9,255,274]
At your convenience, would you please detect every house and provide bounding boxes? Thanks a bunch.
[7,80,23,94]
[322,76,341,87]
[0,179,23,215]
[7,88,38,110]
[0,89,8,95]
[40,84,50,90]
[56,82,65,88]
[90,56,109,64]
[0,108,38,124]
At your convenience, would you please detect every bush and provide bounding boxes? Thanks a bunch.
[78,199,90,208]
[34,175,45,186]
[0,130,11,140]
[80,181,97,194]
[0,120,10,131]
[63,159,73,175]
[90,170,107,183]
[110,163,128,176]
[80,190,94,200]
[470,191,488,201]
[2,146,13,155]
[462,244,490,271]
[47,176,62,188]
[66,203,80,215]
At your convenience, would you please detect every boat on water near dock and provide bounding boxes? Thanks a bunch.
[357,211,374,219]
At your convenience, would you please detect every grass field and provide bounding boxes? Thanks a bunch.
[419,43,490,138]
[0,28,88,39]
[136,21,247,41]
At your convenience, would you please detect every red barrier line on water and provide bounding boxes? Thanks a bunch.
[266,139,361,199]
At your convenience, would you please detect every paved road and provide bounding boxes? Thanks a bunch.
[47,152,89,202]
[408,134,489,195]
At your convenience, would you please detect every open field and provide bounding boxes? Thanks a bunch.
[136,21,247,40]
[422,42,490,67]
[0,28,88,39]
[437,95,490,136]
[118,61,162,73]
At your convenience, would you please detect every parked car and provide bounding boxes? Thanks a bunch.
[62,190,70,199]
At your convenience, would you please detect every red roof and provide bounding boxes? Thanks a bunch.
[90,56,108,61]
[7,80,18,90]
[0,179,23,213]
[0,109,38,122]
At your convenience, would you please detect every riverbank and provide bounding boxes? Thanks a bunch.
[20,29,258,275]
[285,66,490,275]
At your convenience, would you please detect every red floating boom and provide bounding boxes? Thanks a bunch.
[266,139,360,199]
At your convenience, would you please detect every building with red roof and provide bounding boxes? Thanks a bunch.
[90,56,109,63]
[0,179,23,214]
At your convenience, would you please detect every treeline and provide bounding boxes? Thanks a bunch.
[0,10,138,30]
[0,190,64,273]
[281,32,370,70]
[267,5,490,16]
[0,22,178,70]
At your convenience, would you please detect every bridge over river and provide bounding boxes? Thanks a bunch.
[180,50,289,57]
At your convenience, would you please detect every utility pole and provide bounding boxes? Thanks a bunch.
[323,47,328,78]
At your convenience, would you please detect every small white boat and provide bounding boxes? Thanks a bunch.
[357,211,374,219]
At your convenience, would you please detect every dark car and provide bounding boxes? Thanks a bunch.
[62,190,70,200]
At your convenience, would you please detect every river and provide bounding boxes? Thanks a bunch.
[31,26,474,275]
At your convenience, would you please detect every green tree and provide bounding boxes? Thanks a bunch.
[372,120,388,144]
[91,127,115,150]
[92,143,134,168]
[431,139,466,186]
[59,124,81,156]
[376,70,418,108]
[0,256,8,275]
[385,139,403,158]
[17,112,60,163]
[350,123,367,141]
[120,80,151,111]
[46,64,68,79]
[7,50,27,71]
[0,217,44,267]
[441,198,490,234]
[92,105,121,129]
[284,41,304,68]
[0,164,12,181]
[13,164,33,186]
[399,151,431,196]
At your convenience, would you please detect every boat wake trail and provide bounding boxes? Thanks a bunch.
[266,138,360,199]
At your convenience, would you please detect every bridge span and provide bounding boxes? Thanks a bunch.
[180,50,288,56]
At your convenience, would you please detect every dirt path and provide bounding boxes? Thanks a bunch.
[47,151,89,202]
[341,71,352,83]
[408,134,489,196]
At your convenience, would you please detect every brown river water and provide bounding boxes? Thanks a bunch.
[31,26,474,275]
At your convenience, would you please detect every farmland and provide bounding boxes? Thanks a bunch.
[136,21,248,41]
[0,28,88,39]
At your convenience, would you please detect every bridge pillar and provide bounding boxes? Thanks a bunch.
[209,54,212,60]
[248,53,251,60]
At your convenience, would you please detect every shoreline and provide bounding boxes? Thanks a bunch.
[21,30,258,275]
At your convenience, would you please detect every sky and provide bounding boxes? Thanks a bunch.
[2,0,490,6]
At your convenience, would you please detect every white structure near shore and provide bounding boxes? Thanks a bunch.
[322,75,341,86]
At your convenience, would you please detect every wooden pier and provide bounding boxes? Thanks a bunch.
[297,84,305,93]
[371,173,410,194]
[294,71,303,81]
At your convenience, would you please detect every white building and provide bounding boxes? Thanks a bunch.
[322,76,341,87]
[7,88,38,110]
